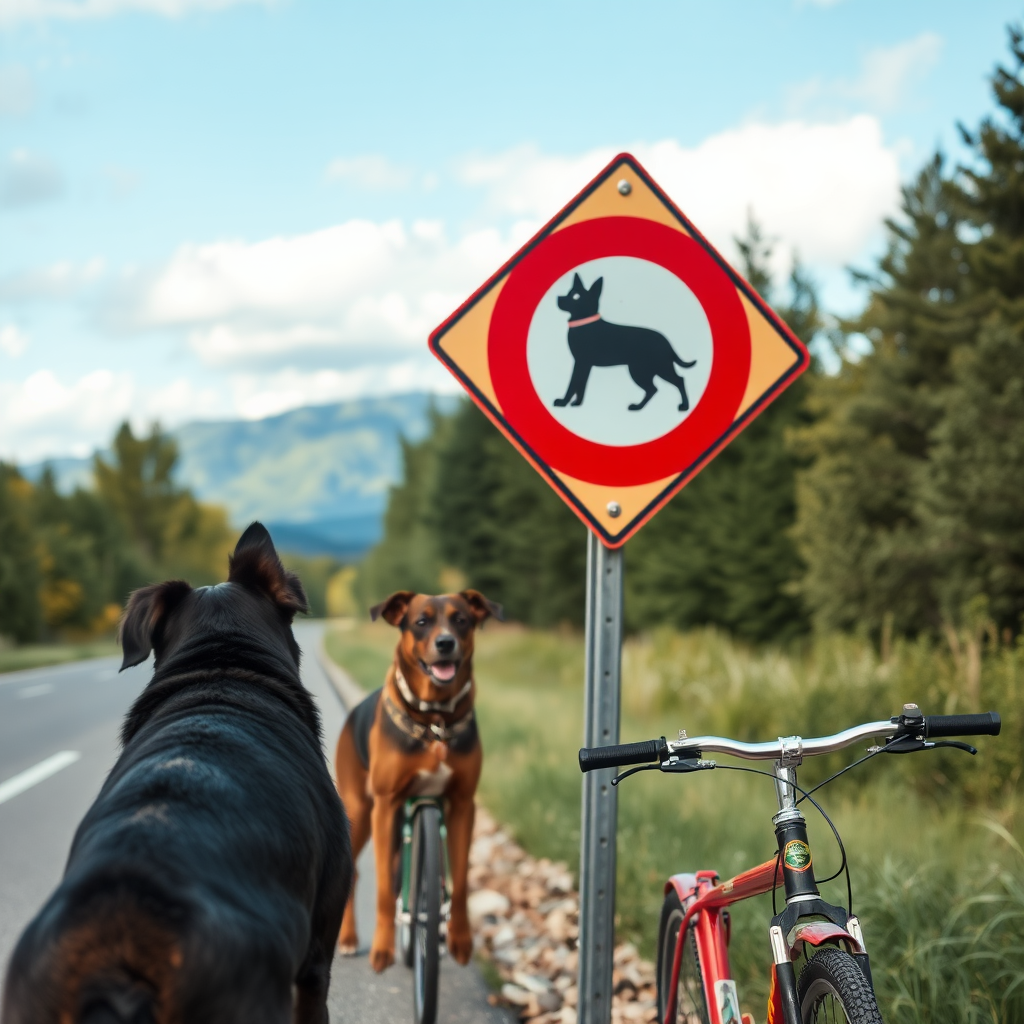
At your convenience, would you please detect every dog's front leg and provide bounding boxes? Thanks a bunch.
[369,795,399,972]
[554,362,592,407]
[445,791,476,965]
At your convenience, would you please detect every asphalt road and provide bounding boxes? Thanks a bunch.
[0,620,510,1024]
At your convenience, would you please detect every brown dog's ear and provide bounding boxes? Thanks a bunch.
[460,589,504,624]
[119,579,193,671]
[369,590,415,626]
[228,522,308,619]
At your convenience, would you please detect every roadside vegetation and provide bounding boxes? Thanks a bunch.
[325,618,1024,1023]
[0,640,120,675]
[0,422,342,650]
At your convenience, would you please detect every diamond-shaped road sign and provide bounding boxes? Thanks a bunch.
[428,153,810,547]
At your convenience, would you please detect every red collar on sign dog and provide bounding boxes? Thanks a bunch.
[567,314,602,328]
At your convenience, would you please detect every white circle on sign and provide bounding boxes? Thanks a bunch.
[526,256,713,447]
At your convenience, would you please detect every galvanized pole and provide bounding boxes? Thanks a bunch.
[577,532,623,1024]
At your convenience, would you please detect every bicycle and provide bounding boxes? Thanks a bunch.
[578,705,1002,1024]
[394,796,451,1024]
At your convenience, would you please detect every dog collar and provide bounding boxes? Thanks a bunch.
[382,689,475,746]
[567,314,601,328]
[394,663,473,715]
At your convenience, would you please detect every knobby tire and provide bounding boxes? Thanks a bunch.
[798,947,883,1024]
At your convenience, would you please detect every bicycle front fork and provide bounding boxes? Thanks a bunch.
[767,760,873,1024]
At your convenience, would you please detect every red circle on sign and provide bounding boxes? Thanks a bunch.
[489,217,751,487]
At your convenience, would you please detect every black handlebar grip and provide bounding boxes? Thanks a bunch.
[924,712,1001,738]
[578,738,667,773]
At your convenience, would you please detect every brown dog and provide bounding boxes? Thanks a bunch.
[334,589,501,973]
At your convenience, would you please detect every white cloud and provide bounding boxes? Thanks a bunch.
[789,33,943,116]
[326,154,414,191]
[0,323,28,356]
[128,218,515,363]
[0,368,226,461]
[0,369,134,461]
[0,0,265,25]
[850,33,943,112]
[460,119,901,275]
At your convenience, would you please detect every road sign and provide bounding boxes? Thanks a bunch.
[429,152,810,547]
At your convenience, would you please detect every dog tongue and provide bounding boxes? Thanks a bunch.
[432,662,456,681]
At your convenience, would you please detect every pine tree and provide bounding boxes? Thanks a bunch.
[795,26,1024,637]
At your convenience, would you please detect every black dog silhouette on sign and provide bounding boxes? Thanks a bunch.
[554,273,696,411]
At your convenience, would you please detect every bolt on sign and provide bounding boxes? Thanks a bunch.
[428,153,810,547]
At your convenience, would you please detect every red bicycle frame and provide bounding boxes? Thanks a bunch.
[664,860,865,1024]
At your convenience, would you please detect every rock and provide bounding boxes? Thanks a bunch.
[492,923,516,948]
[513,971,553,994]
[563,986,578,1007]
[469,888,510,923]
[547,871,574,894]
[560,1007,578,1024]
[502,983,532,1006]
[537,991,563,1013]
[613,943,639,966]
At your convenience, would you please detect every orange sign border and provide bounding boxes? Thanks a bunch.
[428,152,810,548]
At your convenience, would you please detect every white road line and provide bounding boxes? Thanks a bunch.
[17,683,54,699]
[0,751,81,806]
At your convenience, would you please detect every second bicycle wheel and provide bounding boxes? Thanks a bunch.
[412,805,443,1024]
[797,946,883,1024]
[656,890,710,1024]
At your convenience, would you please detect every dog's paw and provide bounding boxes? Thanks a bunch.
[338,939,358,957]
[448,927,473,966]
[369,944,395,973]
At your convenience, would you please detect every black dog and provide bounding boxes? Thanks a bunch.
[553,273,696,411]
[2,524,351,1024]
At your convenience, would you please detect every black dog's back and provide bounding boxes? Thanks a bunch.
[2,525,352,1024]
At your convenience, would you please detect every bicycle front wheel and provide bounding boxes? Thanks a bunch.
[656,890,710,1024]
[412,805,442,1024]
[798,947,882,1024]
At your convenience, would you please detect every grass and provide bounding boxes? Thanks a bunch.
[0,639,120,674]
[325,620,1024,1022]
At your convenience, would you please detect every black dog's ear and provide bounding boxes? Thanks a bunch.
[590,276,603,300]
[228,522,308,619]
[460,589,504,624]
[370,590,416,626]
[571,272,584,291]
[119,579,193,671]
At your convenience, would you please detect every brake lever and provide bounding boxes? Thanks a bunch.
[610,764,659,786]
[876,738,977,756]
[611,757,717,787]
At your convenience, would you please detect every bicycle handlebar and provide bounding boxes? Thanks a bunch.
[924,712,1001,738]
[578,711,1001,772]
[577,738,668,773]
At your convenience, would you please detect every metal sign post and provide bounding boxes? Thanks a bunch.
[578,532,623,1024]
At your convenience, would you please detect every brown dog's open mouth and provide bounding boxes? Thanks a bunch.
[422,659,459,684]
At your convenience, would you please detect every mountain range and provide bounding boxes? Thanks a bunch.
[22,393,459,560]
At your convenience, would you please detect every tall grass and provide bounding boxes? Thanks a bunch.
[325,620,1024,1021]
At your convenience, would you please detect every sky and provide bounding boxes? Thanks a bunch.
[0,0,1021,461]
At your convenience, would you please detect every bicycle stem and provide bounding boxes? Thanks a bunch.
[771,760,821,905]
